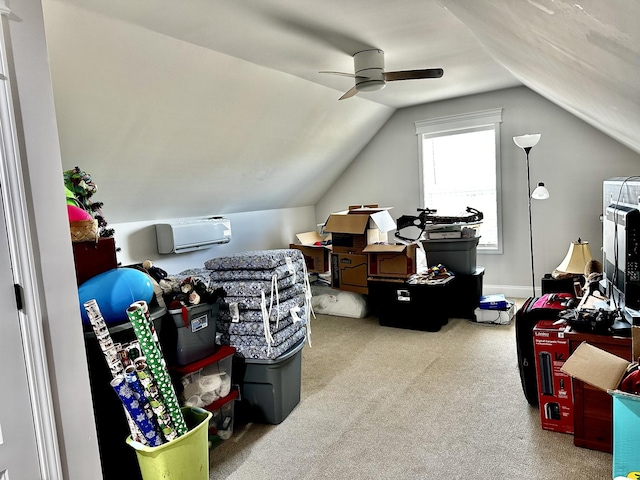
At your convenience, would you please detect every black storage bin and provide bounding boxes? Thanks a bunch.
[448,266,484,320]
[541,273,577,295]
[368,278,451,331]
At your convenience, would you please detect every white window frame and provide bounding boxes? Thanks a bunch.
[415,108,503,253]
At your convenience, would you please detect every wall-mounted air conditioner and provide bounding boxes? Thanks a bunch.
[155,216,231,254]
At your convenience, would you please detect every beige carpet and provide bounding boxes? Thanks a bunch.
[209,310,612,480]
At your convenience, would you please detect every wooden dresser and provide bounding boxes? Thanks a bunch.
[566,328,632,453]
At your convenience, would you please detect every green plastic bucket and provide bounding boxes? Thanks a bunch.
[126,406,212,480]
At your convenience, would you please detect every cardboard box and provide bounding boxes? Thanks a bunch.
[363,244,417,278]
[561,326,640,478]
[533,320,574,434]
[323,208,396,254]
[330,253,368,294]
[289,231,331,273]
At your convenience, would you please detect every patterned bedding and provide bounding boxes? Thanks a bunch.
[213,273,301,297]
[204,249,303,271]
[206,258,305,281]
[229,327,306,360]
[217,295,304,323]
[223,283,306,310]
[173,249,313,360]
[217,306,306,336]
[218,319,306,348]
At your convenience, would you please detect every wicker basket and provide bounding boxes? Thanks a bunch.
[70,219,98,243]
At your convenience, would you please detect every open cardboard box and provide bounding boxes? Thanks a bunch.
[289,231,331,273]
[561,326,640,478]
[363,243,417,278]
[323,207,396,253]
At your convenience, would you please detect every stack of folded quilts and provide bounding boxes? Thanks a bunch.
[202,249,312,359]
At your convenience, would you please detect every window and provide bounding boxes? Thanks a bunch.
[415,109,503,252]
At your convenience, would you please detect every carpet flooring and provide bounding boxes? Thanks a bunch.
[208,310,613,480]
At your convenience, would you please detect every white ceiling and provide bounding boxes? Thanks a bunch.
[49,0,639,151]
[49,0,524,107]
[42,0,640,223]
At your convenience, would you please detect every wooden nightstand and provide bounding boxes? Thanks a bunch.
[566,328,632,453]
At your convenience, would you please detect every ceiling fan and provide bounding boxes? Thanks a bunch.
[320,49,444,100]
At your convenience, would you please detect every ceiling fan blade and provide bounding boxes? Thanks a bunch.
[319,71,369,79]
[339,86,359,100]
[384,68,444,81]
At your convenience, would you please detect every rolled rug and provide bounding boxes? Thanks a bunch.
[127,301,187,436]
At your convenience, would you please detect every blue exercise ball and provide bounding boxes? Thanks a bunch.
[78,268,154,325]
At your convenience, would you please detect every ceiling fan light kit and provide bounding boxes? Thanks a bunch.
[320,48,444,100]
[353,49,386,92]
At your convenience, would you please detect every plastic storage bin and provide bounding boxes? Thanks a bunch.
[126,406,212,480]
[207,389,238,445]
[168,303,219,366]
[171,345,235,408]
[367,278,451,331]
[448,266,485,320]
[421,236,480,274]
[234,338,305,424]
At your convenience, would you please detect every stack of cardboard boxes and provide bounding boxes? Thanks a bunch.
[290,206,418,294]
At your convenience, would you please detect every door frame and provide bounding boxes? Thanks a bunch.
[0,3,62,478]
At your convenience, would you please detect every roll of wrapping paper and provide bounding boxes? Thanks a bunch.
[124,365,153,420]
[84,299,143,442]
[135,361,178,441]
[111,376,164,447]
[127,302,187,436]
[131,300,165,358]
[126,341,143,363]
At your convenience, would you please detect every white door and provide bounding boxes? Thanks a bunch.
[0,193,41,479]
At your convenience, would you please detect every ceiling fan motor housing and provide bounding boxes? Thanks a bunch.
[353,49,386,92]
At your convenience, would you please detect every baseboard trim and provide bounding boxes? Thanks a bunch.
[483,284,542,299]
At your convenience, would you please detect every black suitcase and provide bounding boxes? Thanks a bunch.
[515,294,575,406]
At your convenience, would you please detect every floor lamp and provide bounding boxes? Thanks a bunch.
[513,134,549,297]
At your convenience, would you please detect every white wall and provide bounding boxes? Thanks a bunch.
[112,206,317,273]
[316,86,640,296]
[42,0,394,225]
[10,1,102,478]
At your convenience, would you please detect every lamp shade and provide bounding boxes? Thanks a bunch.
[531,182,550,200]
[556,239,593,274]
[513,134,541,149]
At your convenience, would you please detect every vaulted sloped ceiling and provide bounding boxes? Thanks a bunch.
[42,0,639,223]
[439,0,640,154]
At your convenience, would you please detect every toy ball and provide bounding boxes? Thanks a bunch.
[78,268,154,325]
[67,204,92,222]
